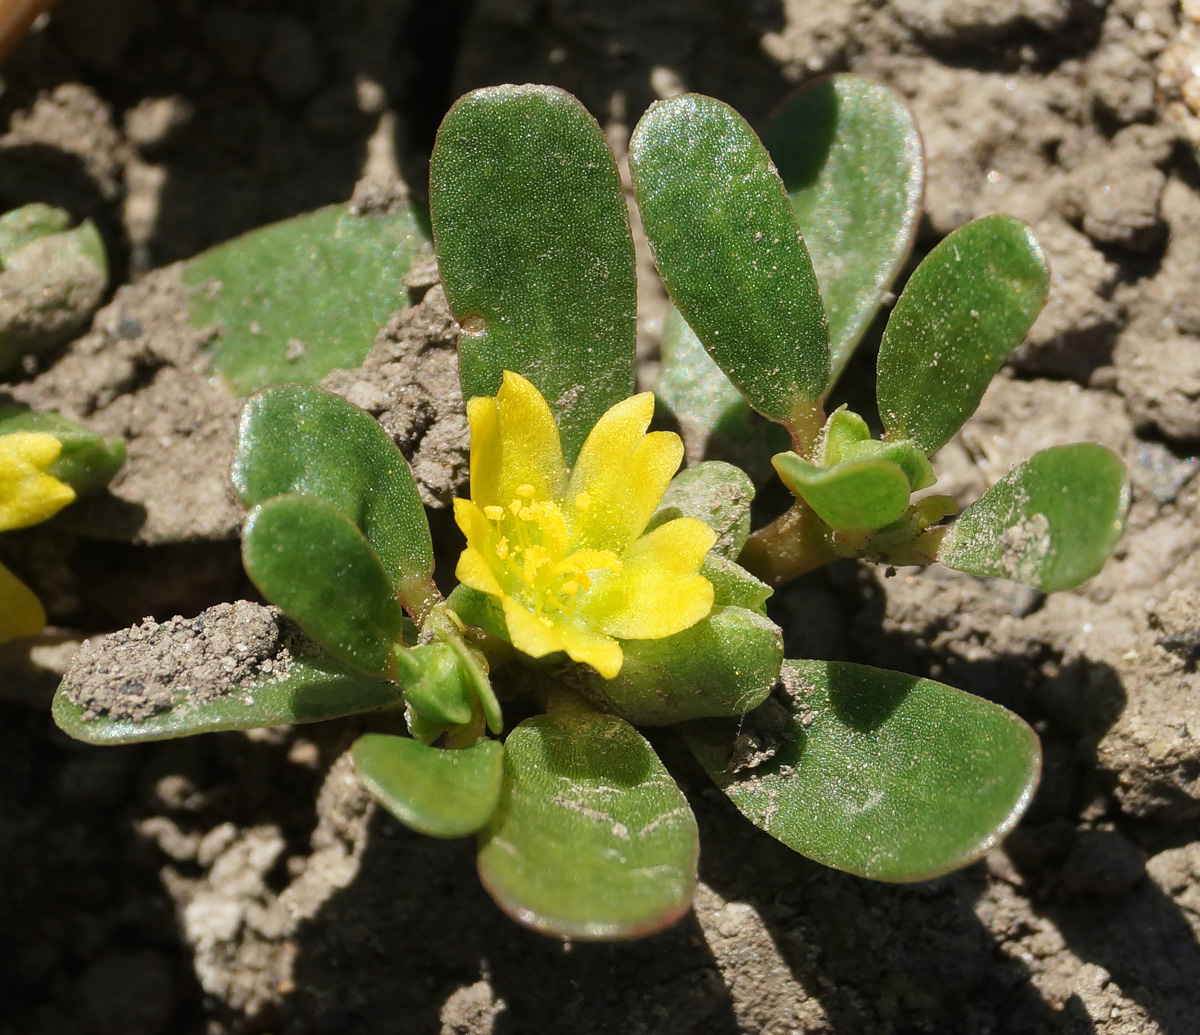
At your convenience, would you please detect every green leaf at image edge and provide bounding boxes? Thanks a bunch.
[0,404,125,494]
[877,214,1050,454]
[478,707,699,940]
[243,494,405,679]
[183,203,431,395]
[631,93,830,424]
[232,384,435,617]
[683,659,1041,882]
[52,650,404,745]
[430,84,637,464]
[937,443,1130,592]
[354,734,505,838]
[761,74,923,385]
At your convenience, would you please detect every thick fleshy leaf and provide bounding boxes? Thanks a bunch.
[581,604,781,726]
[183,203,431,395]
[773,452,912,534]
[243,494,404,678]
[877,214,1049,454]
[701,553,772,614]
[630,94,830,426]
[477,707,698,939]
[52,649,404,745]
[761,75,923,384]
[646,460,755,560]
[684,659,1041,881]
[0,404,125,494]
[354,734,504,838]
[429,84,636,464]
[938,444,1129,591]
[232,385,435,617]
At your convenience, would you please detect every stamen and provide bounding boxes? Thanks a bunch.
[574,491,591,512]
[515,484,535,498]
[483,505,504,521]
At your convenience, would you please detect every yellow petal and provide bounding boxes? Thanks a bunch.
[566,392,683,552]
[466,395,503,507]
[554,621,624,680]
[500,596,624,679]
[499,596,568,659]
[453,499,505,596]
[495,371,567,504]
[0,432,76,532]
[0,562,46,644]
[584,517,717,640]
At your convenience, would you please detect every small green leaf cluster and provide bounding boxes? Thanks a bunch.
[53,78,1128,941]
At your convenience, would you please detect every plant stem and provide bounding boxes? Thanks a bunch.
[0,0,53,63]
[739,500,840,586]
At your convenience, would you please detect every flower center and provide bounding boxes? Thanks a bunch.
[482,483,619,625]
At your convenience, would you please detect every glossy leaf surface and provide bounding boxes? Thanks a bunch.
[233,385,434,616]
[631,94,830,423]
[52,650,403,745]
[773,452,911,534]
[0,404,125,494]
[430,85,636,463]
[761,74,923,384]
[684,660,1041,881]
[646,459,756,559]
[478,707,698,939]
[184,203,431,395]
[243,494,404,678]
[877,214,1049,454]
[582,604,781,726]
[354,734,504,838]
[938,444,1129,591]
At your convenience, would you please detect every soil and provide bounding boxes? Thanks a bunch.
[2,1,1200,1034]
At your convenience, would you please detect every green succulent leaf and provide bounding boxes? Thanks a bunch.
[0,202,72,256]
[772,452,912,534]
[52,647,404,745]
[761,74,923,384]
[877,214,1049,454]
[0,404,125,494]
[183,203,431,395]
[232,384,435,617]
[242,494,405,678]
[444,583,509,644]
[684,659,1041,882]
[646,459,756,560]
[477,706,699,940]
[630,94,830,425]
[937,443,1129,591]
[429,84,637,464]
[354,734,505,838]
[701,553,772,614]
[581,605,781,726]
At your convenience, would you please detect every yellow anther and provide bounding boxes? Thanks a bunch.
[515,483,535,498]
[561,580,579,596]
[483,505,504,521]
[509,499,522,516]
[538,614,554,628]
[495,536,510,560]
[574,491,591,512]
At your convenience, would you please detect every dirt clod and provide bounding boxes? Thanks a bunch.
[62,601,298,721]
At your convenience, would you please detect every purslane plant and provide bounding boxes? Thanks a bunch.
[53,78,1127,939]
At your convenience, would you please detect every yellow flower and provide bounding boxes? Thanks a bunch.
[453,372,717,679]
[0,431,76,643]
